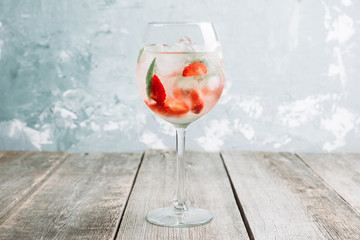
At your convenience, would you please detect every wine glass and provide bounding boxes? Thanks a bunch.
[136,22,225,227]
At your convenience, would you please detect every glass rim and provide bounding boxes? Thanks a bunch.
[143,21,219,47]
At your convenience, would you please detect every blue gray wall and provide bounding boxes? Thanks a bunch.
[0,0,359,152]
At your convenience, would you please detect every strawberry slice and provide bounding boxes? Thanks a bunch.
[190,89,204,114]
[182,62,207,77]
[173,88,187,100]
[145,101,165,115]
[146,97,189,117]
[164,97,189,116]
[150,74,166,102]
[173,88,204,114]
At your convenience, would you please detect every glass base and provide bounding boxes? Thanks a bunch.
[146,207,213,227]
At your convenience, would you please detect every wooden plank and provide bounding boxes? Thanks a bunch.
[117,150,249,240]
[0,152,143,240]
[0,151,68,222]
[221,151,360,240]
[297,153,360,213]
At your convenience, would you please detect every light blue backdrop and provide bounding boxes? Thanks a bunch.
[0,0,359,152]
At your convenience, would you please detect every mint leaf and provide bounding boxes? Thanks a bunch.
[137,47,144,63]
[146,58,156,97]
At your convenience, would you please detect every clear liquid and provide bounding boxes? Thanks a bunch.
[136,46,225,126]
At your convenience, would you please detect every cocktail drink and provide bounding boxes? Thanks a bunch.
[136,22,225,227]
[137,37,224,127]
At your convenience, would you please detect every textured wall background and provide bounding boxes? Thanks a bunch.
[0,0,359,152]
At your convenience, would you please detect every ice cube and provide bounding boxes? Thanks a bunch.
[144,36,202,52]
[173,36,200,52]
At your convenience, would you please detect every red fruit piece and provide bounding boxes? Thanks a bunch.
[146,97,189,117]
[146,101,165,115]
[182,62,207,77]
[173,88,186,99]
[150,74,166,102]
[163,97,189,116]
[173,88,204,114]
[190,89,204,114]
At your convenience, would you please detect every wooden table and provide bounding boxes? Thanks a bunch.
[0,150,359,239]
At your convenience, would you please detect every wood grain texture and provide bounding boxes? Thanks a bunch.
[117,150,249,240]
[297,153,360,213]
[221,151,360,240]
[0,151,68,222]
[0,152,143,240]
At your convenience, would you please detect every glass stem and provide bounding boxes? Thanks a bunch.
[174,127,187,211]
